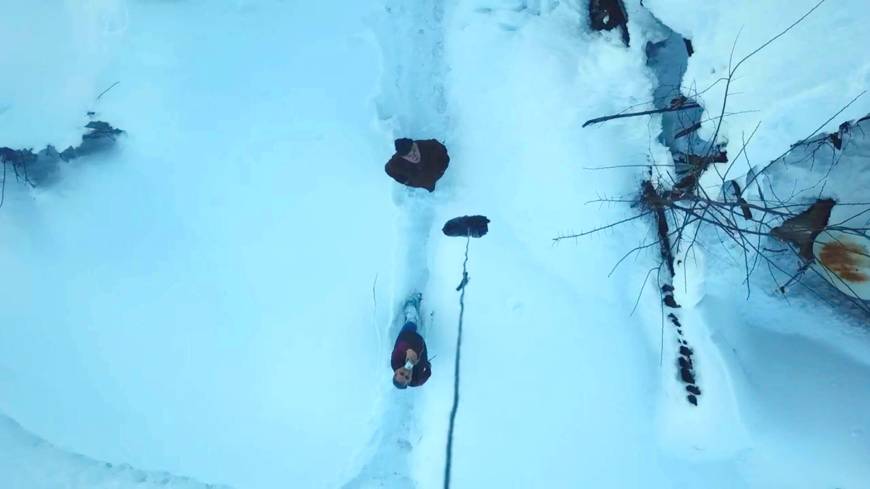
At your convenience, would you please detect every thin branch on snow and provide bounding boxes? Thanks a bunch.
[582,102,701,128]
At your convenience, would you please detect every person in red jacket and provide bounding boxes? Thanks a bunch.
[391,321,431,389]
[391,295,431,389]
[385,138,450,192]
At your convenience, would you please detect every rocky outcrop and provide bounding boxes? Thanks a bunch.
[0,120,123,186]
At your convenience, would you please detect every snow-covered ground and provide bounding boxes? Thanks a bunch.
[1,1,868,488]
[1,1,391,487]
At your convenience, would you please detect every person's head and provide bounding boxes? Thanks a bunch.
[394,138,421,164]
[393,367,412,389]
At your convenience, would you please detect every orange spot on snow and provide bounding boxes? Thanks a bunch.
[819,240,869,283]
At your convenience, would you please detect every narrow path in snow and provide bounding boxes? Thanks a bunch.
[343,1,451,487]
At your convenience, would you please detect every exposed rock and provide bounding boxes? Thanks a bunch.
[0,120,124,186]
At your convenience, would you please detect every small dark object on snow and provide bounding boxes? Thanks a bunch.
[679,367,695,384]
[589,0,630,46]
[667,312,681,326]
[443,215,490,238]
[686,385,701,395]
[687,394,698,406]
[817,120,853,151]
[771,199,835,261]
[83,121,124,140]
[663,295,681,308]
[679,345,693,357]
[725,181,754,220]
[455,273,469,291]
[677,329,683,335]
[661,284,674,293]
[59,121,124,162]
[683,38,694,57]
[678,357,692,369]
[670,147,728,198]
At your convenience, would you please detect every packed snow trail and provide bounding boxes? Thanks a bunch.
[343,1,452,487]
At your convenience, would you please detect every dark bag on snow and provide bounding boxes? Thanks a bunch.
[442,215,490,238]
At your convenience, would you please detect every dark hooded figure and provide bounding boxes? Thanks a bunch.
[385,138,450,192]
[391,294,431,389]
[391,321,431,388]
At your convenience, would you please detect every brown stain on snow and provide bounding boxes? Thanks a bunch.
[818,240,870,283]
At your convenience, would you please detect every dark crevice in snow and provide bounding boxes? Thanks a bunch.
[643,26,724,188]
[638,10,724,408]
[0,119,124,187]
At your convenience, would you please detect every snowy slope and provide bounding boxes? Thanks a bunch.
[0,414,224,489]
[1,1,392,488]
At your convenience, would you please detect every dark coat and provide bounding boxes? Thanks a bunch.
[384,139,450,192]
[390,330,432,387]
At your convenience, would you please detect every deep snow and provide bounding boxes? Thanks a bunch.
[1,1,869,488]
